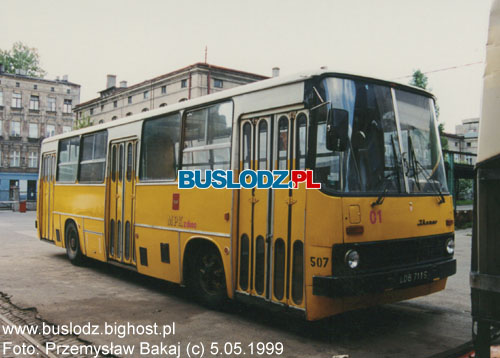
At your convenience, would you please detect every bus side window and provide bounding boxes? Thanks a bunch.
[296,114,307,170]
[140,113,180,181]
[258,120,268,170]
[183,101,233,174]
[277,116,289,170]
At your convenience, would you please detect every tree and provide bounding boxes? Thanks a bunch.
[409,69,447,149]
[74,114,93,129]
[0,42,46,78]
[409,69,428,89]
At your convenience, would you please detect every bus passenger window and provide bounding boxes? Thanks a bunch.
[296,114,307,170]
[278,117,288,170]
[126,143,133,182]
[183,101,233,173]
[57,136,80,182]
[79,131,107,183]
[242,122,251,170]
[258,120,268,170]
[111,146,116,182]
[140,113,180,181]
[118,145,124,182]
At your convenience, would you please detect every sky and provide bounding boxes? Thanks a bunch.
[0,0,493,132]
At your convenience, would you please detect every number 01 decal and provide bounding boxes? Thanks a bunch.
[370,210,382,224]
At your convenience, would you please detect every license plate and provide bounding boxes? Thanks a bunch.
[399,270,429,285]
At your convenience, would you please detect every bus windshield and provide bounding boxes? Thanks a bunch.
[314,77,448,195]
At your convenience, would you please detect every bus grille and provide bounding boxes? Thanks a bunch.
[332,234,454,275]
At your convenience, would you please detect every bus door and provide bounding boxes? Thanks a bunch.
[238,117,271,300]
[40,153,56,241]
[237,111,307,309]
[108,140,137,266]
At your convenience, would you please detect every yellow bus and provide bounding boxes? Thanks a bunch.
[37,70,456,320]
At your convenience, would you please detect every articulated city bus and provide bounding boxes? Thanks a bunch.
[37,69,456,320]
[471,0,500,355]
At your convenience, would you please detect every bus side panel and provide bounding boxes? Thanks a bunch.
[304,189,344,320]
[53,185,106,259]
[134,186,232,285]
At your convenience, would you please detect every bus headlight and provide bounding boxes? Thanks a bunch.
[345,250,360,269]
[446,237,455,255]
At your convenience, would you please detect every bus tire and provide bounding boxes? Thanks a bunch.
[190,245,227,308]
[65,222,85,266]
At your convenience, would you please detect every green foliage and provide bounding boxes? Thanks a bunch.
[74,114,93,129]
[438,123,448,150]
[0,42,46,78]
[409,69,428,90]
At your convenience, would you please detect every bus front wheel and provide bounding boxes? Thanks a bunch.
[65,222,84,266]
[190,246,227,308]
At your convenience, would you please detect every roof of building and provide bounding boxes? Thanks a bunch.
[0,71,80,87]
[74,62,269,110]
[443,132,464,140]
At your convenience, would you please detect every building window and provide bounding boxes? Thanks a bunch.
[142,108,149,112]
[10,121,20,137]
[455,142,458,147]
[467,142,472,147]
[66,89,70,94]
[29,123,38,138]
[144,91,149,99]
[126,112,132,116]
[112,116,117,120]
[63,99,72,113]
[128,96,132,104]
[11,93,22,108]
[10,151,20,167]
[214,79,223,88]
[0,120,2,136]
[100,104,104,112]
[16,82,20,88]
[51,87,54,92]
[29,95,39,110]
[161,85,167,94]
[181,79,187,88]
[159,103,167,108]
[46,124,55,137]
[98,120,104,124]
[113,100,117,108]
[90,108,94,115]
[47,97,56,112]
[63,126,72,133]
[28,152,38,168]
[34,84,37,90]
[0,90,3,106]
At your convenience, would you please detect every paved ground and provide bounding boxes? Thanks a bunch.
[0,211,473,358]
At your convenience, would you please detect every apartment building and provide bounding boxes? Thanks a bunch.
[0,66,80,206]
[74,63,268,124]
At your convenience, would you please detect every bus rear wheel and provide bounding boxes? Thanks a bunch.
[190,246,227,308]
[65,222,84,266]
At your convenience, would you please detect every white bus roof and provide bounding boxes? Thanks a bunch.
[478,0,500,164]
[42,69,434,145]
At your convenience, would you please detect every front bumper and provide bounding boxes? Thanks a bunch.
[313,258,456,298]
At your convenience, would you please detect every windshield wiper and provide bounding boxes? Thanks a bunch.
[372,135,400,207]
[408,136,445,204]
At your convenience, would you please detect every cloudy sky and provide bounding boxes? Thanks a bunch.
[0,0,492,132]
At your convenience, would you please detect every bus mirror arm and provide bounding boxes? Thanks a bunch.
[326,108,349,152]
